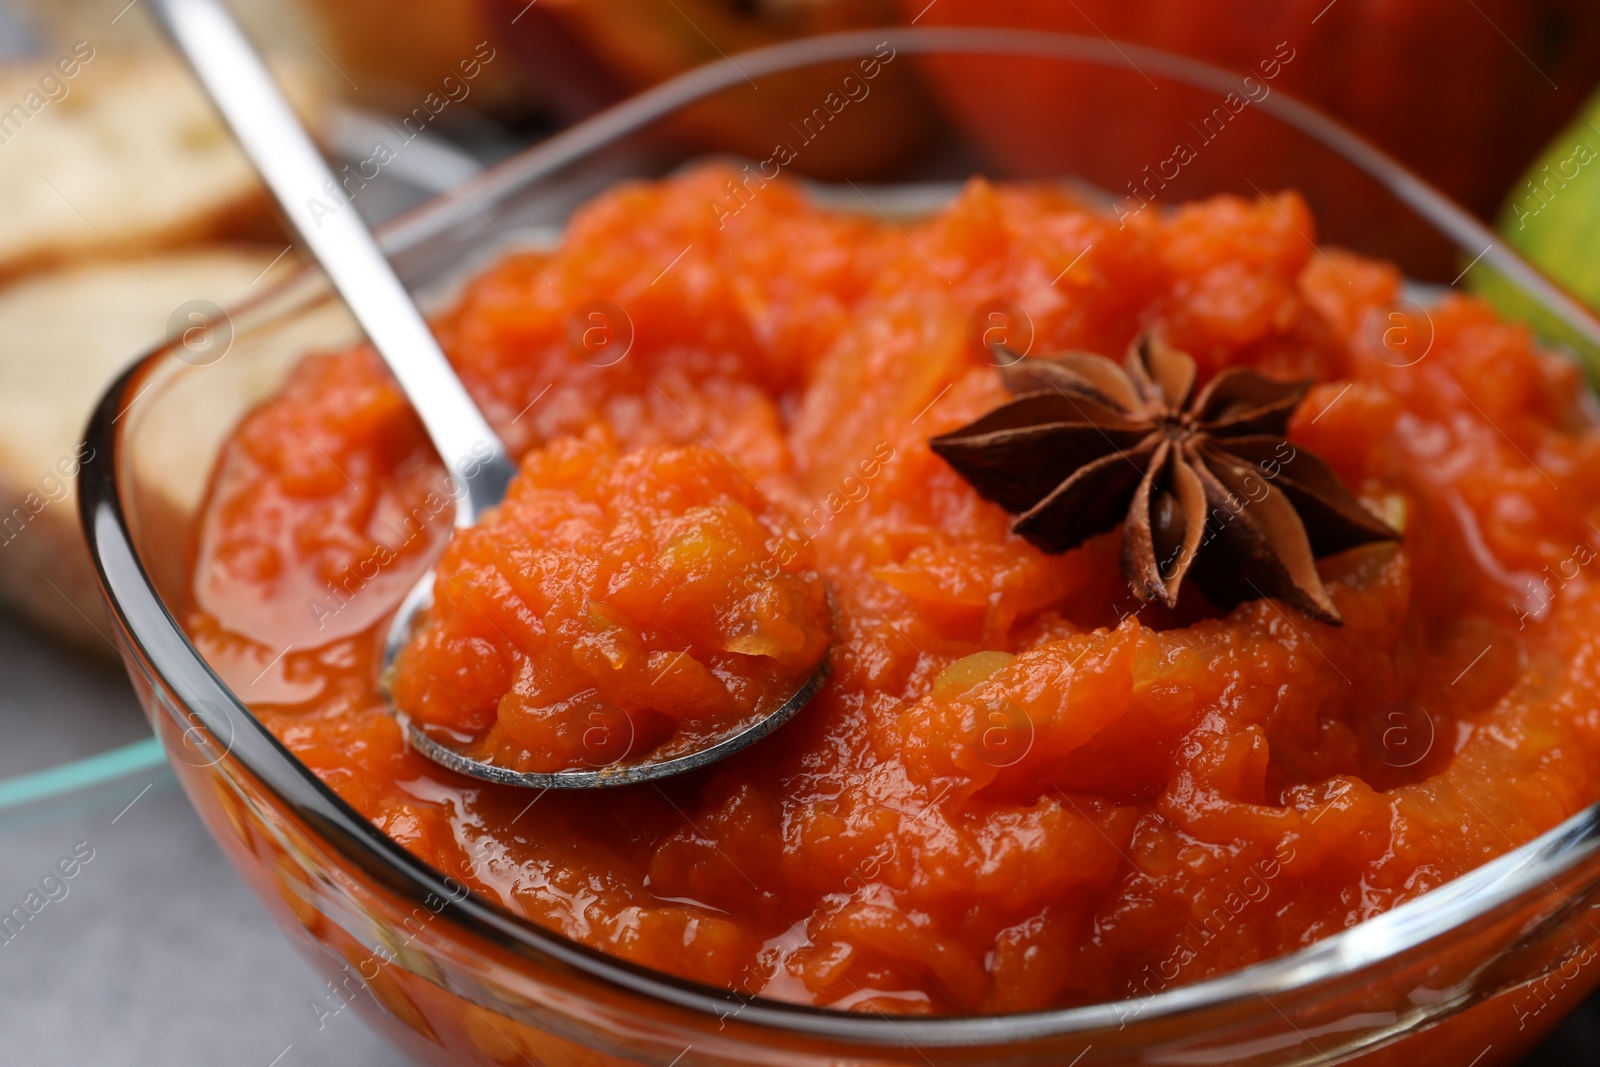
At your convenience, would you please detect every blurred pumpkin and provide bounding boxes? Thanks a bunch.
[902,0,1600,220]
[304,0,527,111]
[479,0,934,178]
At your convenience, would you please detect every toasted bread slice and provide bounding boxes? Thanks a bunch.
[0,52,321,280]
[0,249,295,652]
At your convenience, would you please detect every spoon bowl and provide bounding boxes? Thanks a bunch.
[379,577,832,788]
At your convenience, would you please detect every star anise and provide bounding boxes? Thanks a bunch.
[929,335,1400,625]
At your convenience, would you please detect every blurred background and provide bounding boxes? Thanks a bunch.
[3,1,1600,1062]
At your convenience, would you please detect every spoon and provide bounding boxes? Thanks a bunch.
[150,0,830,788]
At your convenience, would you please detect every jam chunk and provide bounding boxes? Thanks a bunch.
[391,430,831,772]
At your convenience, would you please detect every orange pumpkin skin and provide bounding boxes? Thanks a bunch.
[902,0,1600,221]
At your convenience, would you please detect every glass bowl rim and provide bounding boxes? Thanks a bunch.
[76,25,1600,1048]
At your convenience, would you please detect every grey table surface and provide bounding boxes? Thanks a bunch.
[0,612,397,1066]
[2,2,1600,1063]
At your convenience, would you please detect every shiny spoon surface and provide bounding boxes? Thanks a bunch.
[149,0,829,788]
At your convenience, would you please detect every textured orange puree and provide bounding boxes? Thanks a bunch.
[185,166,1600,1013]
[391,433,832,772]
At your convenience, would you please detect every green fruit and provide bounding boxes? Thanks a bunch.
[1472,88,1600,369]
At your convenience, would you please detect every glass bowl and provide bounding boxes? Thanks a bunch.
[78,27,1600,1066]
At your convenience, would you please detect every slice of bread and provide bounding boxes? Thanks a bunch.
[0,52,321,281]
[0,249,295,652]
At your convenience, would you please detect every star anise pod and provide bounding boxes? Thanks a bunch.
[929,335,1400,625]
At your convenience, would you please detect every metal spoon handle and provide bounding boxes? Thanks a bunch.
[148,0,514,525]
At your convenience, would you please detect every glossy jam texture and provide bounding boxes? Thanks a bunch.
[390,431,831,771]
[187,167,1600,1013]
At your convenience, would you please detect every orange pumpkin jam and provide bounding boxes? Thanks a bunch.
[389,431,831,772]
[186,166,1600,1013]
